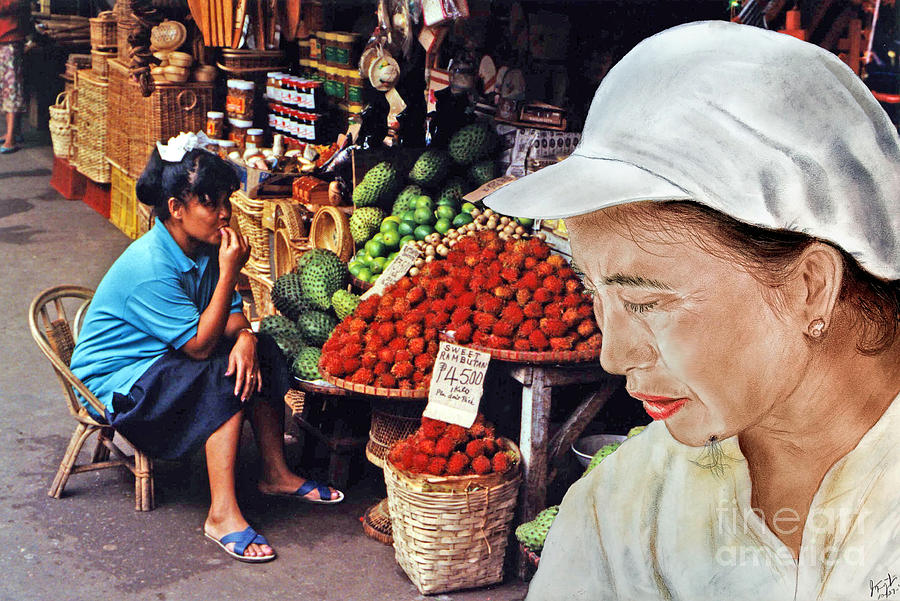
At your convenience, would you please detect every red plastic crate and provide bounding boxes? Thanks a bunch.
[50,156,87,200]
[82,179,111,219]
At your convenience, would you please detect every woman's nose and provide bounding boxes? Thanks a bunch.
[598,309,657,375]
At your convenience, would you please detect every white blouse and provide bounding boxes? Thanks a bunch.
[526,393,900,601]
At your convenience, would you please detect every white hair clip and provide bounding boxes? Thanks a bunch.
[156,131,214,163]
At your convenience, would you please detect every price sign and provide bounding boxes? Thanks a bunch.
[424,341,491,428]
[361,243,421,300]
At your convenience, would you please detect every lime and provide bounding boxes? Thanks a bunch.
[399,235,416,247]
[388,251,399,263]
[435,204,456,221]
[401,210,417,223]
[434,218,452,235]
[460,202,477,214]
[382,215,402,226]
[452,212,474,227]
[372,256,389,272]
[365,239,386,258]
[515,217,535,227]
[398,220,416,237]
[380,219,399,233]
[415,195,435,212]
[382,229,401,248]
[348,262,364,277]
[356,267,372,282]
[414,224,434,241]
[413,206,436,225]
[371,232,385,244]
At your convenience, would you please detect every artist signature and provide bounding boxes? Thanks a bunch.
[870,572,899,599]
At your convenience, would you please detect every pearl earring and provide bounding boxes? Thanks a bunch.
[808,318,826,338]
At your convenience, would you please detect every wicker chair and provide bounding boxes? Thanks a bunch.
[28,285,155,511]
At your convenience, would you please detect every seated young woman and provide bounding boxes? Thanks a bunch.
[69,136,343,563]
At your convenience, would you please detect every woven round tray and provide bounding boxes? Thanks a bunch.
[362,498,393,545]
[322,372,428,399]
[465,342,602,364]
[293,376,354,396]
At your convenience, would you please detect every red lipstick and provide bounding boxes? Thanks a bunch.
[630,393,688,421]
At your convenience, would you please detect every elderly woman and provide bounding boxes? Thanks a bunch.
[486,22,899,601]
[70,136,342,564]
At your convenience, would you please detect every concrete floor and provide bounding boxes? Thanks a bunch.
[0,137,529,601]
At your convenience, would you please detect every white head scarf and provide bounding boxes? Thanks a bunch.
[485,21,900,280]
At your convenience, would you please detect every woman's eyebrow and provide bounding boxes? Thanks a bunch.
[601,273,672,290]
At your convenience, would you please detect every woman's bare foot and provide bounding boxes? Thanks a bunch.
[258,472,341,501]
[204,514,274,559]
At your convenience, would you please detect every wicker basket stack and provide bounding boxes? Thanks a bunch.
[48,92,73,160]
[73,69,110,183]
[384,440,522,595]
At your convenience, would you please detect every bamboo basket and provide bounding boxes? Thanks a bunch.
[116,18,139,63]
[272,199,312,278]
[89,12,117,49]
[91,49,115,79]
[310,205,353,262]
[48,92,73,160]
[73,70,110,183]
[365,404,424,468]
[218,49,285,73]
[109,161,137,237]
[232,190,271,268]
[242,265,275,322]
[384,440,522,595]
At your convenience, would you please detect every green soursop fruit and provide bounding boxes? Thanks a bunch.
[352,181,379,207]
[449,122,497,166]
[408,151,451,187]
[297,310,339,347]
[331,289,361,320]
[468,159,497,187]
[271,273,315,321]
[298,248,348,311]
[291,346,322,381]
[437,177,466,206]
[627,425,647,438]
[349,206,385,245]
[515,505,560,552]
[362,161,400,204]
[392,184,424,215]
[583,442,622,478]
[259,315,307,362]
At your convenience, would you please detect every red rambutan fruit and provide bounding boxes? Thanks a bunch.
[395,349,413,363]
[472,331,490,346]
[414,353,434,370]
[535,262,554,278]
[501,267,520,283]
[395,278,414,292]
[348,317,368,333]
[533,288,553,304]
[360,351,378,368]
[445,424,469,444]
[375,374,397,388]
[519,271,540,291]
[350,368,375,385]
[418,438,437,456]
[565,279,582,294]
[543,275,564,295]
[421,417,447,439]
[493,286,513,301]
[340,342,363,359]
[373,361,390,376]
[458,291,477,309]
[375,306,394,322]
[454,322,474,344]
[446,452,470,475]
[434,436,455,457]
[523,301,544,318]
[544,303,564,320]
[493,320,515,338]
[391,361,415,378]
[471,455,492,475]
[406,287,425,305]
[549,335,576,351]
[411,452,430,473]
[427,457,447,475]
[500,303,524,326]
[482,437,498,455]
[540,317,568,338]
[516,288,533,306]
[486,334,512,349]
[519,319,539,337]
[403,323,423,339]
[423,327,438,342]
[408,337,426,355]
[546,255,566,269]
[466,438,486,458]
[513,339,531,351]
[524,256,539,269]
[577,320,597,337]
[340,357,361,375]
[450,307,473,329]
[412,371,426,386]
[528,330,549,350]
[473,311,497,332]
[492,452,511,473]
[377,348,395,364]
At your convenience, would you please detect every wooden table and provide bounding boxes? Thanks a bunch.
[495,361,623,578]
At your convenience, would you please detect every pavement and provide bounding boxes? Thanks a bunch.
[0,134,529,601]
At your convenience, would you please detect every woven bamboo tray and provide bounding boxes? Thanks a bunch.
[465,342,602,364]
[218,49,285,73]
[350,275,373,292]
[321,372,428,399]
[73,69,110,183]
[293,377,352,396]
[384,439,522,595]
[362,498,393,545]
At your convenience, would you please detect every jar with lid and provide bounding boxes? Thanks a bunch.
[266,72,283,102]
[228,118,252,150]
[206,111,225,139]
[310,31,326,60]
[329,32,359,68]
[226,80,255,120]
[332,67,348,101]
[217,139,236,159]
[309,60,325,84]
[246,128,264,148]
[306,113,320,143]
[346,69,365,105]
[298,39,311,60]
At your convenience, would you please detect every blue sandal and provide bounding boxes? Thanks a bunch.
[204,526,276,563]
[0,146,20,154]
[263,479,345,505]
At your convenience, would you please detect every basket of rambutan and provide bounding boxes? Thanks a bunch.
[384,415,521,594]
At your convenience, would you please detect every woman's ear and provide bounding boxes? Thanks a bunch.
[792,242,844,336]
[167,197,182,220]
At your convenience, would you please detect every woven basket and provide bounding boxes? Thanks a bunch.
[242,266,275,321]
[109,161,137,237]
[285,388,306,417]
[232,191,271,267]
[272,199,312,278]
[89,12,117,49]
[48,92,73,160]
[74,70,110,183]
[116,18,139,63]
[310,206,353,262]
[365,405,423,468]
[384,440,522,595]
[91,49,115,79]
[218,49,285,73]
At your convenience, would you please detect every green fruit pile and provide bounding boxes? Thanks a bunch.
[582,441,622,478]
[347,122,509,284]
[268,248,359,381]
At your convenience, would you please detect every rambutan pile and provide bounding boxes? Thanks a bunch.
[387,415,517,476]
[319,230,600,390]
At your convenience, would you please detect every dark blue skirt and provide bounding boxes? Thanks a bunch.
[108,333,291,460]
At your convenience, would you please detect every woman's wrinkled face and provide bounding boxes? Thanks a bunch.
[567,206,808,446]
[180,192,231,246]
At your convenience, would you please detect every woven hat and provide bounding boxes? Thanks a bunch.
[485,21,900,280]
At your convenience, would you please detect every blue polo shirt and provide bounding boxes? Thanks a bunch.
[70,218,243,415]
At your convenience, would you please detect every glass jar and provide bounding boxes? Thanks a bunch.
[332,68,348,101]
[329,32,358,68]
[226,79,255,120]
[246,128,264,148]
[346,69,365,105]
[298,39,311,60]
[206,111,225,139]
[310,31,326,60]
[217,139,236,159]
[266,72,283,102]
[307,113,320,143]
[228,118,252,150]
